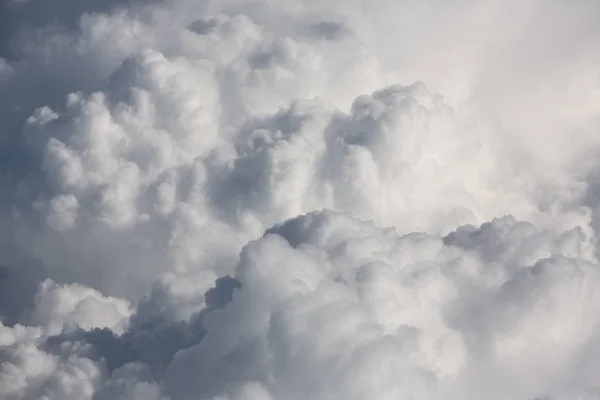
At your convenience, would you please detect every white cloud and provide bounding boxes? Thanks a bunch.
[1,0,600,399]
[161,211,600,400]
[23,279,132,335]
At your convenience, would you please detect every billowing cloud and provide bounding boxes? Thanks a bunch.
[4,211,600,399]
[1,0,600,399]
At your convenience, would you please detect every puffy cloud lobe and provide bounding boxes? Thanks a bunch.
[0,280,131,399]
[23,280,132,335]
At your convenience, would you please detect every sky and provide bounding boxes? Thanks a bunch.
[1,0,600,399]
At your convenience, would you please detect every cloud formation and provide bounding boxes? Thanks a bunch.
[3,211,600,399]
[1,0,600,399]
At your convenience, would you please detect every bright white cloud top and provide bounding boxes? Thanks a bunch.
[1,0,600,399]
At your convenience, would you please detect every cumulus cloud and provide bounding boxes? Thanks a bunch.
[5,211,600,399]
[1,0,600,399]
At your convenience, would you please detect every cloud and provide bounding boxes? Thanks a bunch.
[1,0,600,399]
[5,210,600,399]
[161,211,600,399]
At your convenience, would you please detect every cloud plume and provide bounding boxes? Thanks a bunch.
[1,0,600,399]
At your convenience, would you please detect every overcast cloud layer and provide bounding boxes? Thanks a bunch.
[1,0,600,399]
